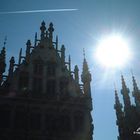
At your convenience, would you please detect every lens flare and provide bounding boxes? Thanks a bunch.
[95,35,131,68]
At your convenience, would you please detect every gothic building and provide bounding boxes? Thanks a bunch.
[0,21,93,140]
[114,75,140,140]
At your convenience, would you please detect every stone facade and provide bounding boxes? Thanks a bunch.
[0,21,93,140]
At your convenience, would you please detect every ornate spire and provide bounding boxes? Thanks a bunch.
[18,48,22,65]
[74,65,79,84]
[26,40,31,63]
[114,88,124,139]
[83,48,86,59]
[40,21,46,40]
[81,55,91,83]
[48,22,54,43]
[68,55,71,72]
[114,88,123,114]
[0,47,6,72]
[8,56,15,78]
[132,74,140,106]
[34,32,37,47]
[81,50,91,97]
[61,45,65,65]
[56,35,58,50]
[3,36,7,48]
[0,47,6,85]
[121,75,131,109]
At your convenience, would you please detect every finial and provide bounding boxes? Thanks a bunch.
[3,36,7,48]
[56,35,58,50]
[40,21,46,35]
[8,56,15,77]
[83,48,85,59]
[34,32,37,47]
[18,48,22,65]
[114,82,117,91]
[48,22,54,34]
[74,65,79,84]
[121,74,125,86]
[69,55,71,71]
[41,21,45,26]
[26,40,31,46]
[131,70,139,93]
[10,56,15,63]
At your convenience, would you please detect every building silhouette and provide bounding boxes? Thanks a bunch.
[0,21,93,140]
[114,75,140,140]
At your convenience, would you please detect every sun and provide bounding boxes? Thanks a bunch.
[95,35,131,68]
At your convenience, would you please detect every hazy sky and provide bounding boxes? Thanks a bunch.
[1,0,140,140]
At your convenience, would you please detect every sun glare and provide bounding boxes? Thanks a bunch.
[95,35,131,68]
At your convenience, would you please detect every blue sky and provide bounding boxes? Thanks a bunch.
[1,0,140,140]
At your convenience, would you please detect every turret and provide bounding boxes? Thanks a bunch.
[40,21,46,40]
[121,75,131,112]
[132,74,140,108]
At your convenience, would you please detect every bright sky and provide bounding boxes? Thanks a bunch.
[0,0,140,140]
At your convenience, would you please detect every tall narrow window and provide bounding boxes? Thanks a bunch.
[34,63,43,75]
[47,80,56,96]
[33,60,44,94]
[59,78,68,95]
[33,77,42,93]
[47,63,56,76]
[19,71,29,90]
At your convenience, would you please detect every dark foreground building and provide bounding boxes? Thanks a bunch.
[114,75,140,140]
[0,21,93,140]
